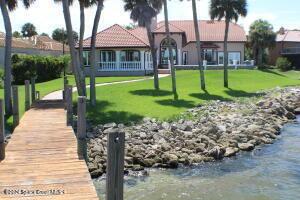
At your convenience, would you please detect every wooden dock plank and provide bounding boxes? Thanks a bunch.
[0,101,99,199]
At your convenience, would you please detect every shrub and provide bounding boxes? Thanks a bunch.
[12,54,66,84]
[276,57,292,71]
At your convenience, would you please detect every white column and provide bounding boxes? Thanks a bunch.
[140,50,145,70]
[156,49,159,66]
[178,49,182,65]
[116,50,120,70]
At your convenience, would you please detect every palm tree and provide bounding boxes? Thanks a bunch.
[209,0,247,88]
[162,0,177,99]
[90,0,104,106]
[123,0,162,90]
[60,0,86,96]
[192,0,205,90]
[0,0,34,116]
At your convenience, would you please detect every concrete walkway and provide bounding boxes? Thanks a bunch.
[43,74,169,100]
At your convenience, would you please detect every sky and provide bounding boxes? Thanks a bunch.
[1,0,300,38]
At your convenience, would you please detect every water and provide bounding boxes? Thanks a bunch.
[94,116,300,200]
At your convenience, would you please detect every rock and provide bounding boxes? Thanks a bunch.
[207,146,225,160]
[295,107,300,114]
[90,169,103,178]
[132,165,144,171]
[142,159,156,167]
[103,122,117,129]
[285,112,296,120]
[161,122,170,130]
[162,153,178,168]
[238,143,254,151]
[224,147,239,157]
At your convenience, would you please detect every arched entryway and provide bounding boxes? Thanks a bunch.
[160,38,177,66]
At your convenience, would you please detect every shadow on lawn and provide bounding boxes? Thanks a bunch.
[190,90,232,101]
[225,88,265,98]
[258,69,286,77]
[155,99,195,108]
[130,89,173,97]
[86,100,144,125]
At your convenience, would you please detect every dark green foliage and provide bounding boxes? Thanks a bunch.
[11,54,68,84]
[21,22,38,37]
[276,57,292,71]
[0,68,4,89]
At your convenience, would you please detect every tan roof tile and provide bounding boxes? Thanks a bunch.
[277,30,300,42]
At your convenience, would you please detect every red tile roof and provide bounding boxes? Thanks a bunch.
[277,30,300,42]
[82,20,246,48]
[82,24,149,48]
[154,20,247,42]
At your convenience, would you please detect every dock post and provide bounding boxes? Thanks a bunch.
[25,80,30,111]
[66,85,73,126]
[31,77,36,103]
[0,99,5,161]
[106,128,125,200]
[12,86,19,127]
[77,96,87,160]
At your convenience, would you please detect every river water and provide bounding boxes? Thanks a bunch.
[94,116,300,200]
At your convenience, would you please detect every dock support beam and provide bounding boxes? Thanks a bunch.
[25,80,30,111]
[106,128,125,200]
[66,85,73,126]
[31,77,36,103]
[0,99,5,161]
[12,86,19,127]
[77,96,87,160]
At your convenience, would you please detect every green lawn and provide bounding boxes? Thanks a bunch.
[0,75,145,129]
[82,69,300,125]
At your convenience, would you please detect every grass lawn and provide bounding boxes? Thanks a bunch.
[0,75,146,129]
[83,69,300,125]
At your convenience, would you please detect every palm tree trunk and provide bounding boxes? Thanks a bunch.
[192,0,205,90]
[0,0,12,116]
[163,0,177,100]
[90,0,104,106]
[145,23,159,90]
[79,1,87,94]
[257,47,263,67]
[62,0,85,96]
[224,19,230,88]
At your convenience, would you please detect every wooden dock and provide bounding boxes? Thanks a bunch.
[0,100,98,199]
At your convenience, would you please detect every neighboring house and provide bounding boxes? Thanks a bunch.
[0,33,68,67]
[269,28,300,69]
[81,20,249,76]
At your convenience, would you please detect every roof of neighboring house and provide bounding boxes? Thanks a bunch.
[0,33,68,52]
[277,29,300,42]
[82,24,149,48]
[154,20,247,42]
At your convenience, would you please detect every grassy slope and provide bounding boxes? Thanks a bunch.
[84,69,300,125]
[0,76,145,129]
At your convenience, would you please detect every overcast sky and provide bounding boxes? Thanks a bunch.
[1,0,300,38]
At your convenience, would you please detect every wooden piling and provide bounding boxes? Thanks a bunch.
[25,80,30,111]
[0,99,5,161]
[12,86,19,127]
[66,85,73,126]
[77,96,87,160]
[31,77,36,102]
[106,128,125,200]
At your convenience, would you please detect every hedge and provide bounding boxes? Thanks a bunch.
[12,54,70,84]
[276,57,292,71]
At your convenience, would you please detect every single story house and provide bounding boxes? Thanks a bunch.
[0,33,67,67]
[81,20,250,76]
[269,27,300,69]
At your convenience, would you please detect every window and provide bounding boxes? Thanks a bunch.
[100,51,116,62]
[160,38,177,65]
[83,51,90,66]
[218,52,224,65]
[228,52,241,65]
[120,50,140,62]
[182,51,188,65]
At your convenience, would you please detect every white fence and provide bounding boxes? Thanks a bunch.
[97,61,153,72]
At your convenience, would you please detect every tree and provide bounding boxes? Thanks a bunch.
[210,0,247,88]
[21,22,37,37]
[0,0,35,116]
[249,19,276,67]
[52,28,79,54]
[60,0,86,96]
[163,0,177,99]
[191,0,205,90]
[40,32,49,37]
[124,0,162,90]
[124,22,137,30]
[89,0,105,106]
[13,31,21,38]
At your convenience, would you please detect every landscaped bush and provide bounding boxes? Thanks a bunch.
[276,57,292,71]
[12,54,68,84]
